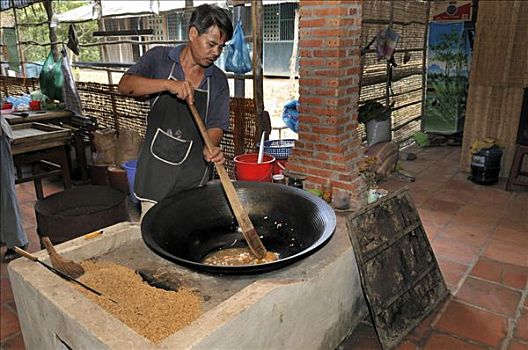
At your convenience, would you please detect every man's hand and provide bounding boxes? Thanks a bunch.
[166,79,194,104]
[203,146,225,165]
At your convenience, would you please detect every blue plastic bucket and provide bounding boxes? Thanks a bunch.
[123,160,139,204]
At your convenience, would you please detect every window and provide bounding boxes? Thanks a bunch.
[167,11,187,41]
[263,3,297,42]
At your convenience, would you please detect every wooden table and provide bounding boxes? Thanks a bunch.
[3,110,73,125]
[11,122,74,199]
[4,110,90,182]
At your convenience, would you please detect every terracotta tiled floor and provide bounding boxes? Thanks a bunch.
[1,145,527,349]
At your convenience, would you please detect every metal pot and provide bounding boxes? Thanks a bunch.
[141,181,336,274]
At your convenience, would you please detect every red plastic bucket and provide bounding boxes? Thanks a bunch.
[234,153,275,182]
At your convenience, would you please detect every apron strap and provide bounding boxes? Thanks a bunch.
[151,62,177,109]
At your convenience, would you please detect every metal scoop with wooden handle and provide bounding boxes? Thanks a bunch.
[188,102,267,259]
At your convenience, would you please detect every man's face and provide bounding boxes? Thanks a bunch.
[189,25,227,68]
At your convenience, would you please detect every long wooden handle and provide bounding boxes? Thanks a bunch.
[42,237,58,256]
[14,247,38,261]
[188,103,267,259]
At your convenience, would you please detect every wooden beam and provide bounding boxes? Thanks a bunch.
[251,0,265,136]
[92,29,154,37]
[421,1,431,129]
[43,0,58,61]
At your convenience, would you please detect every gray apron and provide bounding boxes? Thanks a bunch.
[134,64,210,202]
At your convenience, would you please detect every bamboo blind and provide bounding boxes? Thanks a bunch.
[359,0,428,145]
[460,0,528,177]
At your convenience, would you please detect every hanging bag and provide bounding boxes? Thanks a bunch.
[225,21,252,74]
[39,50,64,101]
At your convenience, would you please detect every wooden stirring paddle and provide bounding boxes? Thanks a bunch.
[188,102,267,259]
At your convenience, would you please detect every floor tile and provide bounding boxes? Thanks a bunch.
[433,188,477,205]
[455,277,522,317]
[492,226,528,247]
[0,306,21,341]
[452,206,501,227]
[508,340,528,350]
[395,339,418,350]
[497,217,528,234]
[515,307,528,341]
[471,257,528,290]
[0,333,26,350]
[417,208,453,228]
[435,300,508,348]
[468,187,515,207]
[431,237,481,265]
[422,222,444,242]
[0,277,14,305]
[484,239,528,267]
[407,189,430,207]
[419,198,464,215]
[423,332,489,350]
[443,179,482,193]
[14,190,35,206]
[437,257,469,289]
[437,222,493,248]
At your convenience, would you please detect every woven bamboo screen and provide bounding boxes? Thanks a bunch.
[1,77,258,177]
[77,83,259,177]
[1,76,39,97]
[360,0,427,145]
[460,0,528,177]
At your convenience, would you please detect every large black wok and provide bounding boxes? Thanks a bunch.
[141,181,336,274]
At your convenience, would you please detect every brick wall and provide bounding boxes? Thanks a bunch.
[287,0,365,201]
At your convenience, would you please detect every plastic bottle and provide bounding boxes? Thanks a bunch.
[322,180,333,204]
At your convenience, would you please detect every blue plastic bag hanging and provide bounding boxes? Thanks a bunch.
[225,21,252,74]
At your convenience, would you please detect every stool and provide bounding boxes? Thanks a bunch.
[271,118,288,140]
[506,144,528,191]
[13,146,72,200]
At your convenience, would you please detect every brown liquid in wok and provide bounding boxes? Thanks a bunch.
[203,248,279,266]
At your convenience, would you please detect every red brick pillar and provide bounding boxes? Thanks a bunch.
[287,0,364,201]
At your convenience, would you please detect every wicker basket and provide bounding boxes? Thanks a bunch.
[257,139,296,160]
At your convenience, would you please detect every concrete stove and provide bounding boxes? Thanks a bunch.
[8,215,367,349]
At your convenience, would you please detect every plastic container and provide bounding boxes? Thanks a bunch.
[322,180,333,204]
[470,147,503,185]
[234,153,275,182]
[256,139,296,160]
[366,118,391,146]
[272,174,286,185]
[123,160,139,203]
[29,100,41,111]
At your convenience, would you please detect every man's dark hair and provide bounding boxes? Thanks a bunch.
[189,4,233,42]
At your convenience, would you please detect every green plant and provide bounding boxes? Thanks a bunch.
[358,156,378,188]
[16,1,100,65]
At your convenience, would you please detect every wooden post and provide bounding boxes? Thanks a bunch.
[43,0,59,61]
[289,7,299,99]
[97,13,119,132]
[421,1,431,127]
[385,0,394,108]
[11,0,27,77]
[251,0,265,136]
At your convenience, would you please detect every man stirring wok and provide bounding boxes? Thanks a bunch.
[118,4,233,221]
